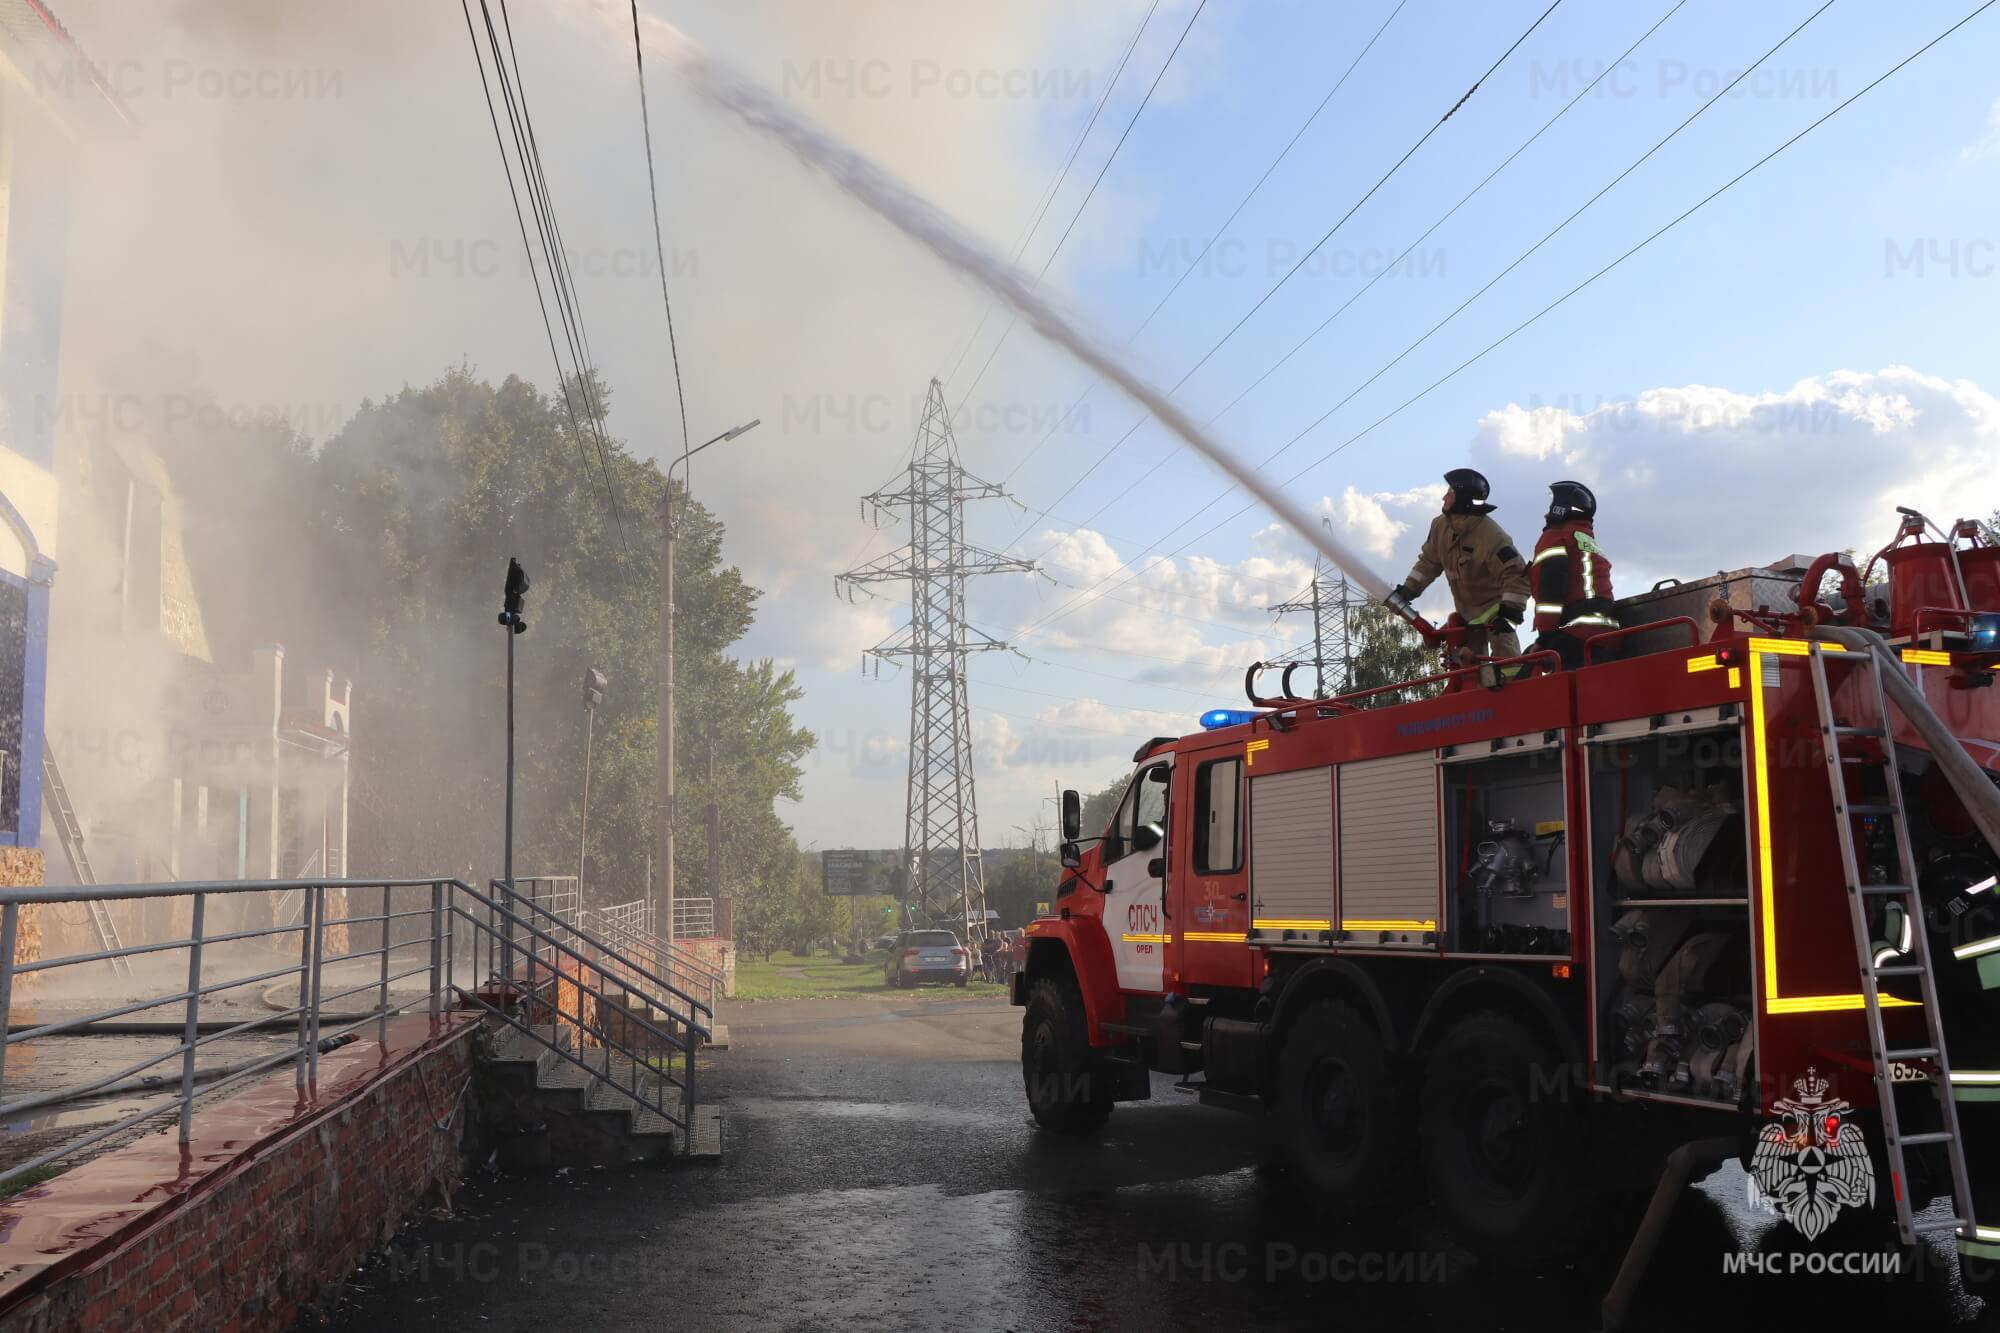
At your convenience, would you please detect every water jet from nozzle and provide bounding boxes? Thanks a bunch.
[590,1,1395,605]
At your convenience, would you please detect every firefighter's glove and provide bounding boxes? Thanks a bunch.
[1497,600,1526,625]
[1385,585,1417,617]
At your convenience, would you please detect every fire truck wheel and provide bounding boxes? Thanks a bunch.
[1021,977,1111,1135]
[1419,1014,1584,1266]
[1276,1001,1410,1219]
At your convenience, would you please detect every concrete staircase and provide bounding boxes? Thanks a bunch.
[476,1021,722,1168]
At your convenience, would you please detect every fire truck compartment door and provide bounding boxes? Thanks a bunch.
[1338,750,1441,948]
[1105,757,1171,993]
[1249,765,1334,938]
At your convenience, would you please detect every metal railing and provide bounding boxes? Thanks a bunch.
[0,874,720,1187]
[672,896,715,939]
[0,877,454,1192]
[598,896,655,939]
[454,881,710,1144]
[586,903,722,1017]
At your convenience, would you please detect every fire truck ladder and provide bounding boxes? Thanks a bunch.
[1806,643,1973,1245]
[39,743,134,981]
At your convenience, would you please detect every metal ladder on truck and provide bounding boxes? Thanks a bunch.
[40,742,134,980]
[1807,643,1973,1245]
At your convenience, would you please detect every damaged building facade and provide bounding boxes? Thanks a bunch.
[0,6,355,959]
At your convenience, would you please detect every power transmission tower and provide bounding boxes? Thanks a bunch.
[1269,519,1369,696]
[837,378,1034,935]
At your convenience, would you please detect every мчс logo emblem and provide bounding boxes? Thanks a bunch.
[1747,1068,1875,1240]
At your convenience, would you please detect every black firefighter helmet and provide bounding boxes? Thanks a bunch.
[1444,467,1494,515]
[1546,479,1597,526]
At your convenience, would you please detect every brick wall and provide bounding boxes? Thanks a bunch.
[1,1022,479,1333]
[679,936,735,998]
[0,848,44,975]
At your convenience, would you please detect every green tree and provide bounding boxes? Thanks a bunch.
[985,849,1055,927]
[1348,603,1443,707]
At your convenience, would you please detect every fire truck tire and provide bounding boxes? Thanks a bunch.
[1419,1014,1585,1266]
[1276,1001,1410,1220]
[1022,977,1111,1135]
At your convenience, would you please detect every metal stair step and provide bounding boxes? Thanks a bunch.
[1832,725,1886,738]
[1845,803,1895,816]
[1886,1047,1940,1061]
[1871,965,1923,978]
[1899,1131,1956,1147]
[1859,884,1917,896]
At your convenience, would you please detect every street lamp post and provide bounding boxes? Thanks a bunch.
[578,667,607,902]
[659,418,760,948]
[498,558,530,984]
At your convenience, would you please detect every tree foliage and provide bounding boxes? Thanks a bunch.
[1347,603,1444,707]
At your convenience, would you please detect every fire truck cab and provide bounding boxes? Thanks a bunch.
[1014,513,2000,1269]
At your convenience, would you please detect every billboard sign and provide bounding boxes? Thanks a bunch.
[821,849,905,897]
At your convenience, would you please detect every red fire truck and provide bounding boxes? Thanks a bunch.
[1013,509,2000,1271]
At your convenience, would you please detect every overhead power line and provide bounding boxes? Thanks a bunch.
[997,0,1561,553]
[997,0,1412,491]
[459,0,628,549]
[629,0,693,465]
[1017,0,1993,643]
[943,0,1163,388]
[953,0,1212,416]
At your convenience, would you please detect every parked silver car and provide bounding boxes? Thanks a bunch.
[885,929,970,988]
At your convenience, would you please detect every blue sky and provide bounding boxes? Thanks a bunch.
[58,0,2000,854]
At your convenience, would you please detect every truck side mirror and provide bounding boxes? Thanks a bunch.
[1059,840,1081,869]
[1060,789,1081,841]
[1132,822,1164,854]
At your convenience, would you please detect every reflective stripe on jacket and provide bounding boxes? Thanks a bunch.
[1531,520,1617,636]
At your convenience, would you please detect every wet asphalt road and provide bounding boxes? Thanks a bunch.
[326,992,1993,1332]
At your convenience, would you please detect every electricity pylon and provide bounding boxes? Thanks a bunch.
[837,378,1033,934]
[1269,519,1369,697]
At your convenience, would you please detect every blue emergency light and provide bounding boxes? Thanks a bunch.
[1973,612,2000,652]
[1199,708,1259,730]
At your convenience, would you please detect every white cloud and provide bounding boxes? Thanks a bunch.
[1964,95,2000,161]
[1455,366,2000,593]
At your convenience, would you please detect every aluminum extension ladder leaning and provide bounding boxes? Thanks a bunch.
[1806,641,1973,1245]
[40,741,133,980]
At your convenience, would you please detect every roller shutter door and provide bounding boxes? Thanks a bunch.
[1338,750,1439,944]
[1248,766,1333,928]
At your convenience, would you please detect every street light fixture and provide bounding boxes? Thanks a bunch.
[659,419,761,947]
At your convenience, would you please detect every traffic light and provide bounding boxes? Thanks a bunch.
[499,557,530,634]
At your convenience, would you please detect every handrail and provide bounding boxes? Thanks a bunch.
[586,911,720,1015]
[452,885,703,1147]
[1318,648,1563,712]
[465,880,713,1037]
[589,906,724,986]
[453,907,697,1069]
[0,877,457,1191]
[1583,616,1701,665]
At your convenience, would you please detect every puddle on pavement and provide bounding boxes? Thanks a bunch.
[727,1097,1010,1129]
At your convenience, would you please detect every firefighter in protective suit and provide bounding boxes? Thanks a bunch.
[1387,468,1531,663]
[1531,480,1618,669]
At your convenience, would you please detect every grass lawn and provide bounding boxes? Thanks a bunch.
[733,954,1009,1001]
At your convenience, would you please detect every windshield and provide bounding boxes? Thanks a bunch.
[906,931,958,947]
